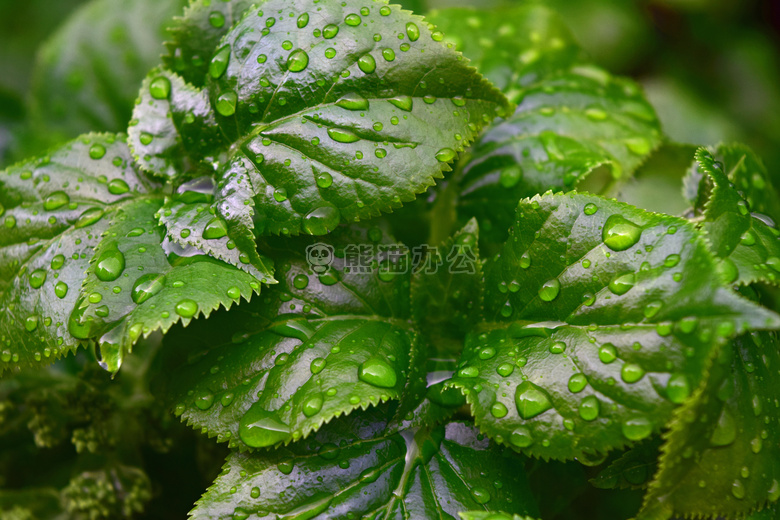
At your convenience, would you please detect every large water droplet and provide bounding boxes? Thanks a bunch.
[717,258,738,283]
[327,127,360,143]
[345,13,361,26]
[297,12,309,28]
[357,53,376,74]
[666,373,690,404]
[388,95,413,111]
[150,76,172,100]
[435,148,457,162]
[514,381,553,419]
[55,281,68,299]
[538,278,560,301]
[602,215,642,251]
[406,22,420,41]
[287,49,309,72]
[621,363,645,383]
[470,487,491,505]
[568,373,588,393]
[622,416,652,440]
[89,143,106,160]
[302,395,323,417]
[209,45,231,79]
[95,247,125,282]
[323,24,339,38]
[336,93,369,111]
[203,217,228,239]
[29,269,46,288]
[216,91,238,117]
[510,426,534,448]
[609,273,635,295]
[710,409,736,446]
[310,357,327,374]
[131,273,165,304]
[579,396,600,421]
[499,165,522,188]
[75,207,104,228]
[239,405,292,448]
[176,299,199,318]
[303,205,340,235]
[358,358,397,388]
[44,191,69,211]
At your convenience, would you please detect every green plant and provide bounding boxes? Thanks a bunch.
[1,1,779,519]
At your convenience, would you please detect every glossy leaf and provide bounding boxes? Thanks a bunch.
[164,0,257,86]
[144,0,512,265]
[639,331,780,520]
[460,513,539,520]
[447,192,780,460]
[156,177,274,281]
[70,198,264,372]
[428,6,660,246]
[30,0,186,140]
[191,410,539,520]
[411,218,483,340]
[694,145,780,286]
[0,134,154,371]
[128,68,223,180]
[426,5,581,98]
[161,228,420,449]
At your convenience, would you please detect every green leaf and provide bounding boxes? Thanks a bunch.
[30,0,187,140]
[0,488,63,519]
[0,134,154,371]
[590,438,661,490]
[427,6,660,247]
[164,0,257,86]
[143,0,512,261]
[411,218,483,340]
[426,5,581,97]
[70,197,266,372]
[693,145,780,286]
[156,181,274,281]
[639,331,780,520]
[190,409,540,520]
[128,68,224,180]
[160,228,419,449]
[447,192,780,461]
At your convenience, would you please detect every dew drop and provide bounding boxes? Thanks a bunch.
[239,405,292,448]
[470,487,491,505]
[216,91,238,117]
[358,358,397,388]
[388,95,413,111]
[510,426,534,448]
[579,396,600,421]
[176,299,199,318]
[357,54,376,74]
[195,391,215,410]
[538,278,560,301]
[514,381,553,419]
[336,93,369,111]
[55,281,68,299]
[666,373,690,404]
[622,416,652,441]
[568,373,588,393]
[149,76,172,100]
[131,273,165,304]
[621,363,645,383]
[602,215,642,251]
[297,12,309,28]
[323,24,339,38]
[287,49,309,72]
[345,14,361,26]
[203,217,228,239]
[95,247,125,282]
[89,143,106,160]
[208,11,225,28]
[406,22,420,41]
[209,46,231,79]
[609,272,635,295]
[327,127,360,143]
[599,344,617,364]
[435,148,457,163]
[44,191,69,211]
[499,165,522,188]
[303,205,340,235]
[710,409,736,446]
[303,395,323,417]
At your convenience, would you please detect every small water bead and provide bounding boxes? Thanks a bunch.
[239,406,292,448]
[131,273,165,304]
[216,91,237,117]
[621,363,645,383]
[24,315,38,332]
[108,178,130,195]
[510,426,534,448]
[471,487,491,505]
[664,254,681,268]
[297,12,309,28]
[768,479,780,502]
[741,230,756,246]
[256,53,267,64]
[549,341,566,354]
[496,363,514,377]
[622,416,652,440]
[95,247,125,282]
[380,5,391,15]
[209,11,225,27]
[514,381,553,419]
[327,127,360,143]
[406,22,420,41]
[29,269,47,288]
[490,402,508,418]
[431,30,444,41]
[336,93,369,111]
[710,409,736,446]
[666,373,690,404]
[732,479,746,499]
[287,49,309,72]
[44,191,69,211]
[273,188,288,202]
[4,215,16,228]
[519,251,531,269]
[599,344,618,364]
[89,143,106,160]
[303,205,340,235]
[609,273,635,295]
[435,148,457,163]
[55,281,68,299]
[717,258,739,283]
[139,132,153,145]
[538,279,560,301]
[209,46,231,79]
[602,215,642,251]
[292,274,309,290]
[568,374,588,393]
[345,13,361,26]
[358,358,397,388]
[499,165,522,188]
[322,24,339,39]
[203,217,228,239]
[625,137,651,156]
[382,48,395,61]
[324,47,337,59]
[149,76,172,100]
[579,396,600,421]
[388,95,413,111]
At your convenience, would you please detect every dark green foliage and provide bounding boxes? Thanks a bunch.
[2,1,780,519]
